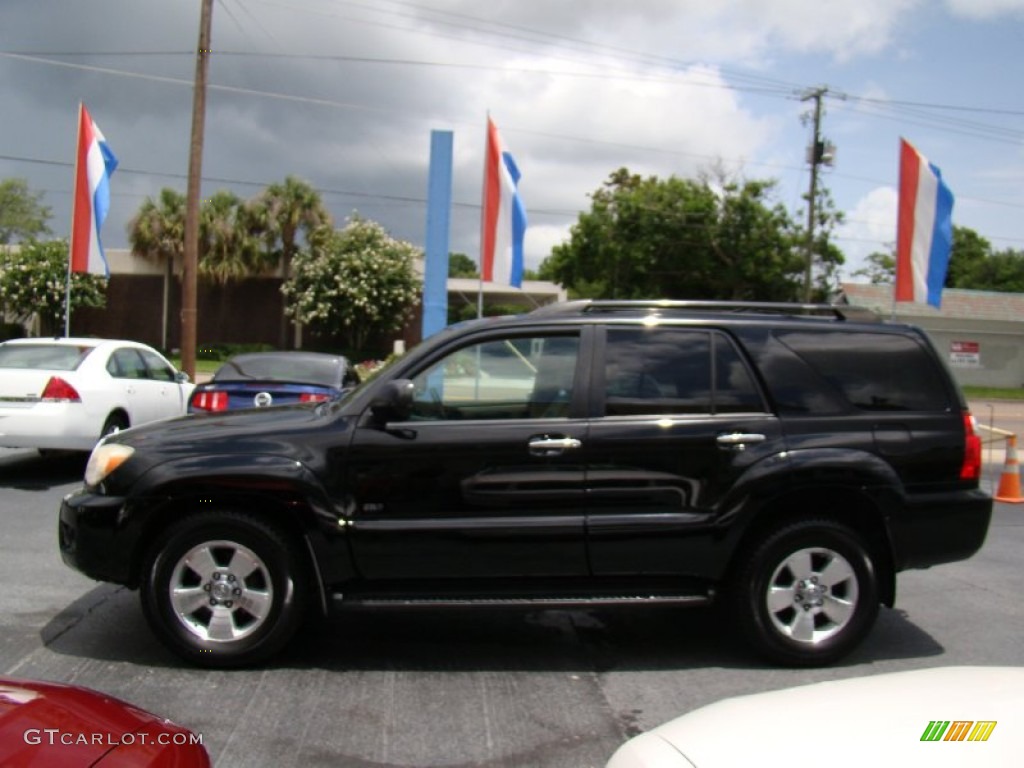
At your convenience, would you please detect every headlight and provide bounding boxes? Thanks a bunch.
[85,443,135,487]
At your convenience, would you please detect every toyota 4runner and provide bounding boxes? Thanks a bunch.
[59,300,992,667]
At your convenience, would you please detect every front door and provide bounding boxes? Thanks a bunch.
[346,330,590,581]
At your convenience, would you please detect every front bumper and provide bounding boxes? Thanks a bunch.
[59,489,138,586]
[889,488,993,571]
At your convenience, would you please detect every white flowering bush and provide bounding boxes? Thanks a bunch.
[0,240,107,335]
[282,216,420,353]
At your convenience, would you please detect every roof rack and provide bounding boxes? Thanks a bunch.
[531,299,880,323]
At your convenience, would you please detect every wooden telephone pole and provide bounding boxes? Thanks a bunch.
[801,86,828,303]
[181,0,213,380]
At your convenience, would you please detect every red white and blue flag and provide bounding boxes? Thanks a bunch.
[895,138,953,308]
[480,117,526,288]
[70,103,118,276]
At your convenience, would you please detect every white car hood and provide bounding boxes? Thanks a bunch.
[607,666,1024,768]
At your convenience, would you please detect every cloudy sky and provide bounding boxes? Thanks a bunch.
[2,0,1023,280]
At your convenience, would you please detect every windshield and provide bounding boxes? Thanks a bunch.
[0,343,94,370]
[215,355,348,387]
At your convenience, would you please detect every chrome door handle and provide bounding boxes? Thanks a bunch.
[716,433,766,446]
[529,436,582,456]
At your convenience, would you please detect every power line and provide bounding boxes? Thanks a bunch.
[0,153,580,217]
[3,2,1024,239]
[4,46,1019,150]
[0,49,791,96]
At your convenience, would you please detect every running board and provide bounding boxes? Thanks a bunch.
[332,593,713,609]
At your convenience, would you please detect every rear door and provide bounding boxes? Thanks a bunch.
[138,348,190,418]
[584,325,782,576]
[107,347,165,425]
[344,328,591,580]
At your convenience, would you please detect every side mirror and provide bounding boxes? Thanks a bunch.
[369,379,414,423]
[175,371,192,384]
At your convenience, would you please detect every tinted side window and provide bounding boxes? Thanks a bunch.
[776,331,950,412]
[109,348,148,379]
[603,328,763,416]
[409,334,579,420]
[715,335,765,413]
[139,349,176,382]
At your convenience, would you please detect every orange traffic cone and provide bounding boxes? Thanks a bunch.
[994,435,1024,504]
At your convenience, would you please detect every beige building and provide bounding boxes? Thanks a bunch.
[840,283,1024,390]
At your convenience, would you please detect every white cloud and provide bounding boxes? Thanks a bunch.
[728,0,923,59]
[524,224,571,270]
[837,186,898,277]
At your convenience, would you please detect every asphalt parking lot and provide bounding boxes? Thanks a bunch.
[1,399,1022,767]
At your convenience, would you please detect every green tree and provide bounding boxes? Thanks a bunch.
[283,216,420,354]
[255,177,333,347]
[0,239,106,335]
[0,178,52,244]
[198,191,271,284]
[851,251,896,284]
[129,188,187,268]
[852,226,1019,292]
[539,168,804,300]
[712,176,810,300]
[448,252,479,278]
[128,188,186,349]
[798,184,846,299]
[946,226,994,288]
[957,249,1024,292]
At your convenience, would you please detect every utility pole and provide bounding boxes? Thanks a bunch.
[801,86,828,303]
[181,0,213,380]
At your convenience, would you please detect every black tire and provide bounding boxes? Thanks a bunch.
[100,412,129,439]
[140,511,308,668]
[731,519,879,667]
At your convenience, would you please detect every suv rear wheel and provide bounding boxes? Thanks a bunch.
[733,519,880,666]
[140,511,308,668]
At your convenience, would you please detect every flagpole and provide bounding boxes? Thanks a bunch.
[478,113,488,319]
[65,102,85,338]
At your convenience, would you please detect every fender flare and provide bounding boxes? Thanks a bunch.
[126,453,355,613]
[714,448,903,604]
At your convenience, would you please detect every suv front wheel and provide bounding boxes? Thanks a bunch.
[733,519,880,666]
[140,511,308,668]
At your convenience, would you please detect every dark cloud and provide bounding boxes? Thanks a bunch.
[3,0,1022,276]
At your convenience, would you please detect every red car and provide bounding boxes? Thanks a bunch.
[0,677,210,767]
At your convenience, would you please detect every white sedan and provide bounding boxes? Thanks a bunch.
[0,337,193,452]
[607,666,1023,768]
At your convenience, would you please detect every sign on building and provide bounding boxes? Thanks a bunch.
[950,340,981,368]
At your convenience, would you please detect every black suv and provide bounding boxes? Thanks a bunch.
[59,300,992,668]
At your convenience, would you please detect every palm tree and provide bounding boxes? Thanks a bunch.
[254,176,332,348]
[198,191,272,284]
[128,188,186,349]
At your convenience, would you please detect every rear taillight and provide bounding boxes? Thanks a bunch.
[961,411,982,482]
[191,390,228,412]
[299,392,331,403]
[40,376,81,402]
